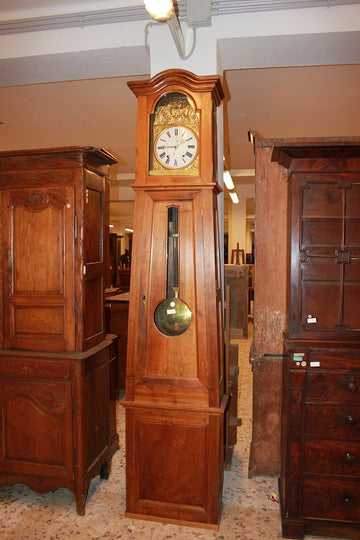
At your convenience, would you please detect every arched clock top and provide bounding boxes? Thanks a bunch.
[127,69,224,107]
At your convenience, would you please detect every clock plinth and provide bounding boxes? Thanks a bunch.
[122,69,227,528]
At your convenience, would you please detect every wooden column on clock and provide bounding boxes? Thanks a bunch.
[0,147,119,515]
[122,69,228,529]
[273,137,360,540]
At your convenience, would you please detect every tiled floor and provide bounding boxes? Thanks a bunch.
[0,327,328,539]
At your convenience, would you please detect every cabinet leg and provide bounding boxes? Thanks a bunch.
[100,459,112,480]
[75,486,89,516]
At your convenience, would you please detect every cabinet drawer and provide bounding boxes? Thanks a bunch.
[305,371,360,402]
[303,477,360,521]
[304,439,360,475]
[305,404,360,438]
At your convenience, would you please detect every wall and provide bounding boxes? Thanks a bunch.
[227,183,255,263]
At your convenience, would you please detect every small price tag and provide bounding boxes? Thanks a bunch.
[310,361,320,367]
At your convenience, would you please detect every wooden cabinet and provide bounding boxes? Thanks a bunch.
[0,146,115,352]
[105,292,129,390]
[225,264,249,339]
[273,138,360,539]
[0,147,119,514]
[281,342,360,539]
[0,337,118,515]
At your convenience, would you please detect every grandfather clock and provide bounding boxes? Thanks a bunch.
[122,69,227,528]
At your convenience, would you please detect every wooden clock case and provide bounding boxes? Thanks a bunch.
[273,138,360,539]
[0,147,119,514]
[122,69,228,529]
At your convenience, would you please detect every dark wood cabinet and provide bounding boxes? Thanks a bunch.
[281,341,360,539]
[105,292,129,390]
[225,264,250,339]
[273,138,360,539]
[0,147,119,514]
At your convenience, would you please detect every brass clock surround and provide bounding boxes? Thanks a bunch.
[150,92,200,175]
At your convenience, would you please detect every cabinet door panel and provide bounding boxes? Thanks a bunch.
[3,188,75,351]
[289,174,360,339]
[14,204,62,292]
[346,218,360,245]
[301,282,340,329]
[301,259,339,281]
[0,379,73,476]
[83,359,109,468]
[344,283,360,328]
[302,219,342,247]
[302,182,342,218]
[82,175,105,350]
[346,182,360,216]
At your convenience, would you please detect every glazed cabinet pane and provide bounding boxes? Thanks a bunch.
[290,176,360,339]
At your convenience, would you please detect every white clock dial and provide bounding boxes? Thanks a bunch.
[155,126,198,170]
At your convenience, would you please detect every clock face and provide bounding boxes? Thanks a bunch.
[155,125,198,170]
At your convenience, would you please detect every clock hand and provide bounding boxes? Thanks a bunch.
[158,145,177,149]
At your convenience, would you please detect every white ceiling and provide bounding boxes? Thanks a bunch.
[0,1,360,231]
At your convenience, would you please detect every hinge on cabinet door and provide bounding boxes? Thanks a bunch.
[74,212,78,243]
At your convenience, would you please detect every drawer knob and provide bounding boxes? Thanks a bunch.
[347,378,358,393]
[343,452,356,464]
[345,415,357,426]
[341,496,351,507]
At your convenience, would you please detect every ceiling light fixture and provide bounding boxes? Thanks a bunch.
[223,170,234,190]
[143,0,174,21]
[143,0,196,60]
[229,191,239,204]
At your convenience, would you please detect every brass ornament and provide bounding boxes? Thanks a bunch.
[150,95,199,175]
[154,287,192,336]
